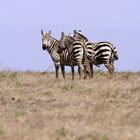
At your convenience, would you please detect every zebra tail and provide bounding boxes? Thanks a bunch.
[110,45,119,60]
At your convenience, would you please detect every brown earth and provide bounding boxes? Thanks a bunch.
[0,71,140,140]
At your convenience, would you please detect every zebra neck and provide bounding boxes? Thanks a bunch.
[47,40,59,54]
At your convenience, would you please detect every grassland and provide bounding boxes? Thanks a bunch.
[0,71,140,140]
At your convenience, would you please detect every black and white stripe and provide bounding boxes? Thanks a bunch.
[58,32,84,79]
[41,30,60,78]
[73,30,119,77]
[73,30,93,78]
[92,42,119,76]
[41,30,74,79]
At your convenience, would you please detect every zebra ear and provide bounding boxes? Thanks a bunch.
[48,30,51,35]
[74,30,76,34]
[61,32,64,37]
[41,30,44,36]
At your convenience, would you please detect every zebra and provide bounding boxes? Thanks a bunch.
[57,32,76,79]
[41,30,61,78]
[91,42,118,77]
[73,30,119,78]
[41,30,74,79]
[73,30,93,78]
[58,32,85,79]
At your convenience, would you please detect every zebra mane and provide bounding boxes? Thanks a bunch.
[78,32,88,41]
[50,36,59,43]
[74,31,88,42]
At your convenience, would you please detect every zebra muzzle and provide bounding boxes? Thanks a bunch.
[42,44,47,50]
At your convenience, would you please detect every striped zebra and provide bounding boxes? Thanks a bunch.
[57,32,76,79]
[41,30,60,78]
[58,32,85,79]
[73,30,93,78]
[73,30,119,78]
[41,30,74,79]
[91,42,119,77]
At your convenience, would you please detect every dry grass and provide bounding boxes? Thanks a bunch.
[0,71,140,140]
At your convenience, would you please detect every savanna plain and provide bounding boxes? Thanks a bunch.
[0,71,140,140]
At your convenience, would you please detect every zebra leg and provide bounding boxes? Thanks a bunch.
[83,64,88,79]
[54,64,59,79]
[89,63,93,78]
[61,65,65,79]
[71,66,75,80]
[110,62,115,76]
[105,63,114,78]
[78,63,83,79]
[84,64,92,79]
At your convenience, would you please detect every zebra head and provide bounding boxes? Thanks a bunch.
[57,32,66,54]
[112,46,119,60]
[41,30,51,50]
[57,32,75,54]
[73,30,88,42]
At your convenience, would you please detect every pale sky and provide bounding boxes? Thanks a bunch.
[0,0,140,71]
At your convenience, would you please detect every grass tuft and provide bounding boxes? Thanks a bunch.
[58,83,75,91]
[56,127,69,137]
[14,109,28,117]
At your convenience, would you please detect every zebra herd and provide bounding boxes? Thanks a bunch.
[41,30,119,79]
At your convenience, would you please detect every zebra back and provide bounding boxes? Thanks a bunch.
[92,42,118,64]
